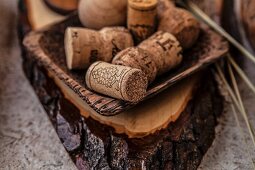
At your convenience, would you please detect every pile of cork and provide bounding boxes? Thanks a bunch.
[64,0,200,102]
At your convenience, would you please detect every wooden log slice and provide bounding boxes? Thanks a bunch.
[22,57,223,169]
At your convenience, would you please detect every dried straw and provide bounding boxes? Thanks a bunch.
[227,55,255,96]
[215,63,255,147]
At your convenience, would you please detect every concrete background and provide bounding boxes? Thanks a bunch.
[0,0,254,169]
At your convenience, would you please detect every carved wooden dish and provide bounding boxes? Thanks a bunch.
[23,14,228,116]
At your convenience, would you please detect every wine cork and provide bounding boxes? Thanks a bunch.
[112,47,158,83]
[139,31,183,75]
[65,27,103,70]
[158,7,200,49]
[157,0,175,19]
[112,32,182,83]
[127,0,158,44]
[85,61,148,102]
[99,27,134,58]
[65,27,134,70]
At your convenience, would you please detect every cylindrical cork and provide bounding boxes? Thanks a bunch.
[99,27,134,59]
[65,27,134,70]
[158,8,200,49]
[85,61,148,102]
[112,47,158,83]
[139,31,183,75]
[127,0,158,44]
[65,27,104,70]
[157,0,175,19]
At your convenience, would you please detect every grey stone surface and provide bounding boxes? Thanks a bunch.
[0,0,77,169]
[199,104,255,170]
[0,0,254,169]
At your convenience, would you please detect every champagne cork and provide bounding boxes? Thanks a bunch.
[158,7,200,49]
[127,0,158,44]
[85,61,148,102]
[112,47,158,83]
[139,31,183,75]
[65,27,134,70]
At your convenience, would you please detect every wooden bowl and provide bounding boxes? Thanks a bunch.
[23,14,228,116]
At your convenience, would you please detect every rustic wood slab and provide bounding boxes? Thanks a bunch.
[23,14,228,116]
[22,58,223,169]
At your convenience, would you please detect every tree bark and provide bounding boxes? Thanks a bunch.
[21,56,223,170]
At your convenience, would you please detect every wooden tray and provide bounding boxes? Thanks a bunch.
[23,14,228,116]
